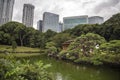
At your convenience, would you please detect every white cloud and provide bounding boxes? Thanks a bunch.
[12,0,120,29]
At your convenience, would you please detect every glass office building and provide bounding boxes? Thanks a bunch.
[43,12,59,32]
[63,15,88,30]
[37,20,43,32]
[0,0,15,25]
[22,4,35,27]
[88,16,104,24]
[58,23,63,32]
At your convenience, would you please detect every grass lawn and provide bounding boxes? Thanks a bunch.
[0,53,41,58]
[0,45,41,53]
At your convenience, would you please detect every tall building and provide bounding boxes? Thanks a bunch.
[43,12,59,32]
[0,0,15,25]
[22,4,34,27]
[88,16,104,24]
[37,20,43,32]
[63,15,88,30]
[58,23,63,32]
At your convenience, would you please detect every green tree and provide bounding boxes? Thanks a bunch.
[68,33,106,57]
[45,42,57,56]
[99,13,120,41]
[12,41,17,52]
[70,24,100,37]
[34,31,45,48]
[44,29,57,42]
[0,22,18,45]
[14,23,27,46]
[52,33,74,48]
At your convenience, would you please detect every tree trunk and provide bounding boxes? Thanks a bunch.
[20,35,24,46]
[20,39,23,46]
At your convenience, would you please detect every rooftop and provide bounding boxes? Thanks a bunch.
[63,15,88,19]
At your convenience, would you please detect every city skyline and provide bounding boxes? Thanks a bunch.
[12,0,120,29]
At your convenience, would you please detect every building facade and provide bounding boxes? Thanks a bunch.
[0,0,15,25]
[63,15,88,30]
[88,16,104,24]
[22,4,34,27]
[37,20,43,32]
[43,12,59,32]
[58,23,63,32]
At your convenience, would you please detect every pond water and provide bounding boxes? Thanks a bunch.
[29,55,120,80]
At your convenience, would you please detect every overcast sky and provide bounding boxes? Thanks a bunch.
[13,0,120,29]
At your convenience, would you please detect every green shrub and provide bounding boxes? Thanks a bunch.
[100,40,120,54]
[91,55,103,65]
[0,58,52,80]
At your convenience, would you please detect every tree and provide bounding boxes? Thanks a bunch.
[12,41,17,52]
[23,27,35,47]
[70,24,100,37]
[99,13,120,41]
[0,22,27,46]
[14,23,27,46]
[68,33,106,57]
[34,31,45,48]
[0,22,18,45]
[52,33,74,48]
[44,29,57,42]
[45,42,57,56]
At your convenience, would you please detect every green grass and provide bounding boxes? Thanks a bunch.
[0,45,41,53]
[0,53,41,58]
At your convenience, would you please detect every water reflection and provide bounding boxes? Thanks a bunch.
[56,73,62,80]
[52,73,70,80]
[39,55,120,80]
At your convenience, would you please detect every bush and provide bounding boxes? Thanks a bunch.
[45,42,58,56]
[68,33,106,57]
[0,58,52,80]
[100,40,120,54]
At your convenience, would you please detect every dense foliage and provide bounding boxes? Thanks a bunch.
[0,13,120,49]
[45,42,57,56]
[69,24,100,37]
[62,13,120,41]
[55,13,120,65]
[0,55,52,80]
[51,33,73,48]
[68,33,106,56]
[99,13,120,41]
[58,33,106,65]
[0,13,120,66]
[0,22,51,48]
[100,40,120,54]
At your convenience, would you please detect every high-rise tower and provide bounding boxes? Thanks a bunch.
[88,16,104,24]
[43,12,59,32]
[0,0,15,25]
[22,4,34,27]
[63,15,88,30]
[37,20,43,32]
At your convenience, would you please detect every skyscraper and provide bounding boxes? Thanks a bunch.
[22,4,34,27]
[43,12,59,32]
[37,20,43,32]
[58,23,63,32]
[0,0,15,25]
[63,15,88,30]
[88,16,104,24]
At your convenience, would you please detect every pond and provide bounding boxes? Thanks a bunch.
[26,54,120,80]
